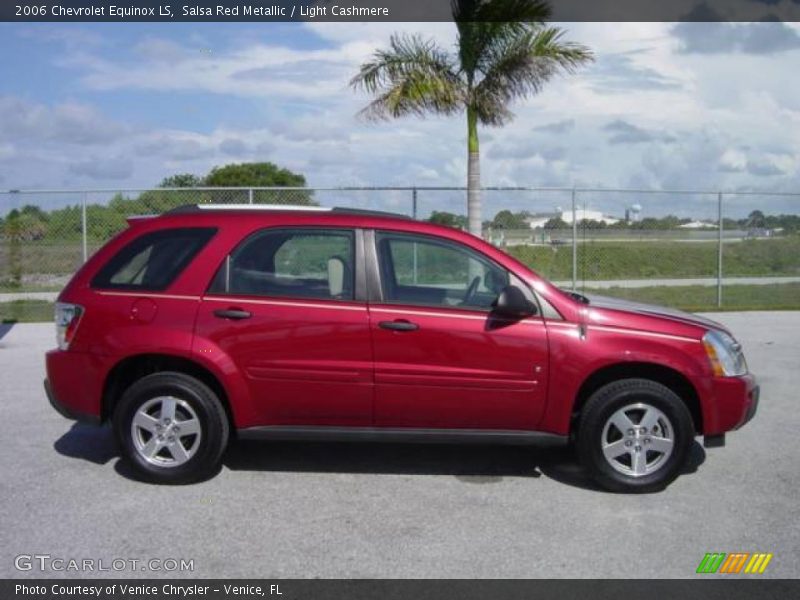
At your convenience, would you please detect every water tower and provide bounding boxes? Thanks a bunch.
[625,203,642,223]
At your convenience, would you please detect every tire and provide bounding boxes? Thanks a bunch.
[576,378,694,493]
[114,372,229,484]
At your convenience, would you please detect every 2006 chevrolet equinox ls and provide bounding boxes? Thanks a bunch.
[45,204,759,492]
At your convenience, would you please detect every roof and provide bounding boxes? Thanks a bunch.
[143,203,490,251]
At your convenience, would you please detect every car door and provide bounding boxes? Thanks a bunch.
[195,227,373,426]
[368,230,549,430]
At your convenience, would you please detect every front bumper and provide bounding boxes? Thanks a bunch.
[701,373,760,435]
[738,384,760,429]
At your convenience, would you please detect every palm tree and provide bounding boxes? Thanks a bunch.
[350,0,593,235]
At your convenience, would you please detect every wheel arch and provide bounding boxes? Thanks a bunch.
[102,353,235,429]
[571,362,703,435]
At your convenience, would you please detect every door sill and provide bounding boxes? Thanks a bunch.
[237,425,568,446]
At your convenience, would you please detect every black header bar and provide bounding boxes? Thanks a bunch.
[3,0,800,22]
[3,579,800,600]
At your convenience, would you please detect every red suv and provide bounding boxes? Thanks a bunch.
[45,205,758,492]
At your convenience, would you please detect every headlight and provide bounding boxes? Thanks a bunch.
[703,329,747,377]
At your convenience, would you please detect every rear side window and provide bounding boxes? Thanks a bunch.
[208,228,355,301]
[92,227,216,291]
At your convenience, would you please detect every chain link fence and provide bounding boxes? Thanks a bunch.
[1,186,799,321]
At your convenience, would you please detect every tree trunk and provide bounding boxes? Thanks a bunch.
[466,107,481,237]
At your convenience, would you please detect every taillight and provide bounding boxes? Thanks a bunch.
[55,302,83,350]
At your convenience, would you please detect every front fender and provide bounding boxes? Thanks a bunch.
[539,321,706,434]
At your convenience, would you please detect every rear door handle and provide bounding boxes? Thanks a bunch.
[213,308,252,320]
[379,320,419,332]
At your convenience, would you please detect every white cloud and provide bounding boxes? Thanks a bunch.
[673,21,800,55]
[0,143,15,160]
[3,21,800,199]
[0,96,128,146]
[135,131,217,161]
[17,25,104,49]
[64,37,363,101]
[69,157,133,181]
[718,149,747,173]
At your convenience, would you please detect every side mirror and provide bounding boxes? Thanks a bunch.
[492,285,537,318]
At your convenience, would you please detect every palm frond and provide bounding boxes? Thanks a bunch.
[452,0,552,78]
[350,34,464,121]
[472,27,593,125]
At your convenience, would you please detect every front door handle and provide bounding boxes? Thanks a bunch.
[379,320,419,332]
[213,308,252,320]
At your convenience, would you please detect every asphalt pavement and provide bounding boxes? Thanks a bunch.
[1,314,797,578]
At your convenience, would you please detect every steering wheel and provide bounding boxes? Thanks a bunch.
[462,276,481,306]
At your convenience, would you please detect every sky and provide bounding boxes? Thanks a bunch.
[0,20,799,218]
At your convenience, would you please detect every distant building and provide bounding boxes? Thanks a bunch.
[525,208,620,229]
[678,220,718,229]
[564,208,620,225]
[524,212,561,229]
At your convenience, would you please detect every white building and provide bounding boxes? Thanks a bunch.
[524,212,560,229]
[678,220,717,229]
[525,208,620,229]
[562,208,620,225]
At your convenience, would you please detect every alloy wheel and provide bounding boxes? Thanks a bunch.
[130,396,202,467]
[601,402,675,477]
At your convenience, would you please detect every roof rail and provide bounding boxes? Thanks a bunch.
[331,207,411,219]
[166,203,332,214]
[163,204,411,219]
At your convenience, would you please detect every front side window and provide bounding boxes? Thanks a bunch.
[210,228,355,301]
[92,227,216,291]
[376,232,509,310]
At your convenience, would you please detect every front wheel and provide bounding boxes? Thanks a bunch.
[114,372,229,484]
[577,379,695,493]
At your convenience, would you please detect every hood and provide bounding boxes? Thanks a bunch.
[582,293,728,333]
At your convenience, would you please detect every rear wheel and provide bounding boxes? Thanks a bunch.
[577,379,694,493]
[114,372,229,484]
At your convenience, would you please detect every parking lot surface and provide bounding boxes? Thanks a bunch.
[1,313,797,578]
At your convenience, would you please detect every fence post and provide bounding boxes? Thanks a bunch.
[81,192,88,263]
[412,187,418,284]
[571,188,577,292]
[248,188,254,204]
[717,191,723,307]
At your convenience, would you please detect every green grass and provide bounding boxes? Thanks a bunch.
[0,241,84,291]
[585,282,800,312]
[508,236,800,281]
[0,300,54,323]
[0,283,63,293]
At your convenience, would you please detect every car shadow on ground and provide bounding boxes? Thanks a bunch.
[0,322,14,342]
[53,422,118,465]
[53,423,706,493]
[224,439,706,492]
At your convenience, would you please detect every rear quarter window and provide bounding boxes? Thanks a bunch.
[91,227,216,291]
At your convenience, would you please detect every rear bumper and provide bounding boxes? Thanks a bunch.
[701,373,760,435]
[45,349,105,425]
[45,378,100,425]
